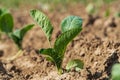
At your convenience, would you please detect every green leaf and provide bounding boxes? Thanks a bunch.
[54,28,82,71]
[61,16,82,33]
[12,24,34,39]
[39,48,63,73]
[66,59,84,71]
[30,9,53,41]
[112,64,120,80]
[0,13,13,33]
[10,24,34,49]
[54,16,82,71]
[54,28,82,56]
[10,34,21,49]
[0,8,9,16]
[20,24,34,39]
[39,48,55,62]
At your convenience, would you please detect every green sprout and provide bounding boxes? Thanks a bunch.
[0,8,34,60]
[86,3,95,15]
[111,63,120,80]
[30,9,84,74]
[66,59,84,72]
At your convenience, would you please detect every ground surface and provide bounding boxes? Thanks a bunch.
[0,3,120,80]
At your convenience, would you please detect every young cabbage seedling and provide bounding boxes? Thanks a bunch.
[30,9,84,74]
[0,9,34,60]
[8,24,34,60]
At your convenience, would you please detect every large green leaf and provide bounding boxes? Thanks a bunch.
[55,16,82,54]
[112,64,120,80]
[54,28,82,69]
[54,28,82,55]
[66,59,84,71]
[0,13,13,33]
[10,24,34,49]
[30,9,53,41]
[61,16,83,33]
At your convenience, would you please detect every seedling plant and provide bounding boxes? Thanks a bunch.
[30,9,84,74]
[0,8,34,60]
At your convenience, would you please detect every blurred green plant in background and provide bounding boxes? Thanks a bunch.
[0,0,119,17]
[0,0,117,8]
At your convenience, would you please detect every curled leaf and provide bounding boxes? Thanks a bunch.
[66,59,84,71]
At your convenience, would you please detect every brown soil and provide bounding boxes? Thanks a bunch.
[0,3,120,80]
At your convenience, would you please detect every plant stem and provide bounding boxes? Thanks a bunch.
[55,62,63,75]
[7,50,23,61]
[58,68,63,75]
[48,39,52,48]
